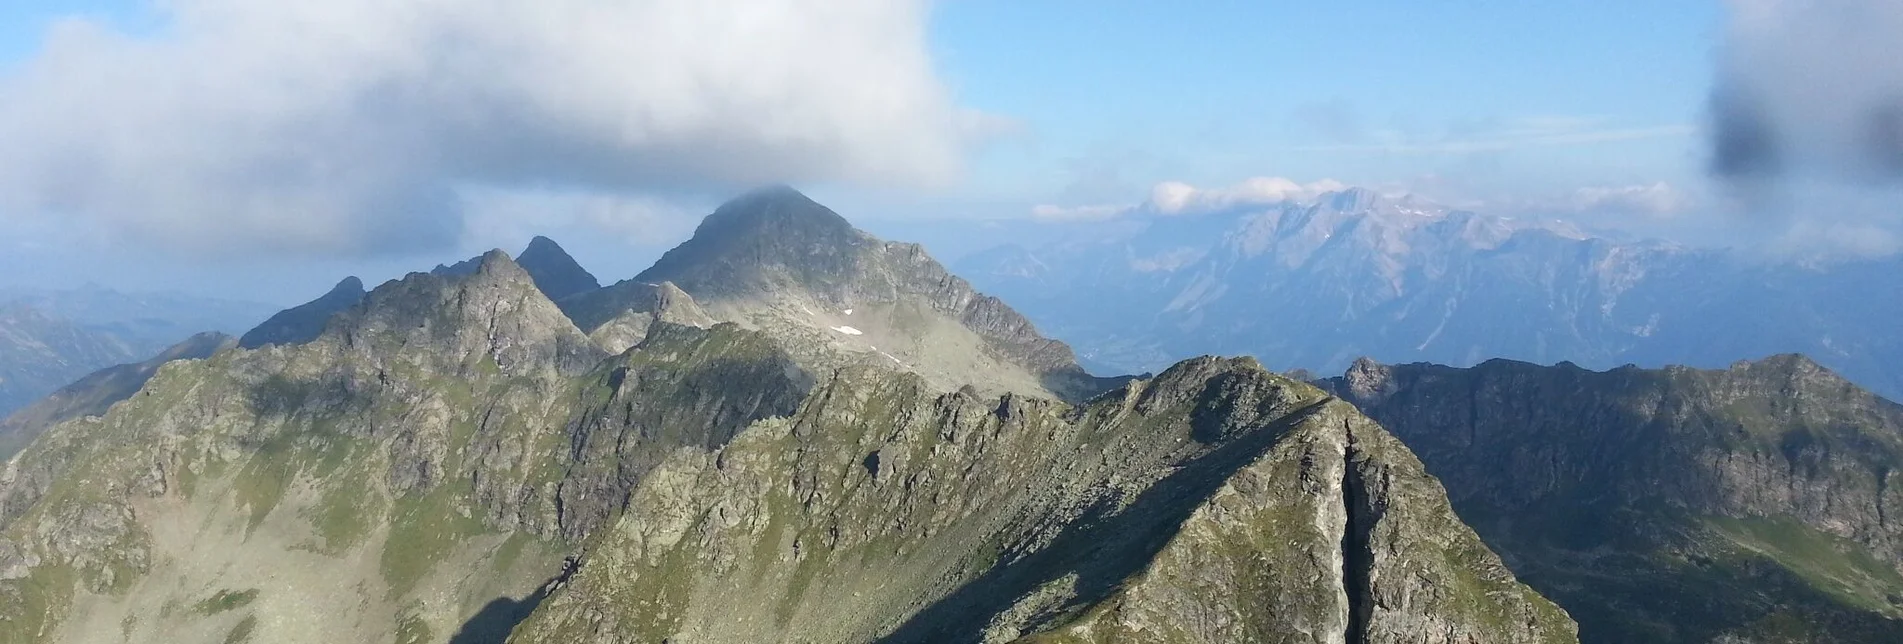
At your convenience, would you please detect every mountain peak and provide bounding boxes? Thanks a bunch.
[517,236,601,301]
[334,250,602,376]
[238,276,367,349]
[1325,186,1382,211]
[631,188,1124,402]
[634,186,866,299]
[705,184,855,239]
[328,276,365,296]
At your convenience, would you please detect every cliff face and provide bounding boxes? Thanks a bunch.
[512,357,1574,644]
[1325,356,1903,643]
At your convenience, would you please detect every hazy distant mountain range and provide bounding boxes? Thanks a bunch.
[955,188,1903,399]
[0,286,275,415]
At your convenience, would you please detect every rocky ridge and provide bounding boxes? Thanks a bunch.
[631,186,1126,403]
[1323,355,1903,642]
[0,195,1575,642]
[0,332,235,461]
[238,277,366,349]
[558,280,719,355]
[511,356,1573,644]
[0,252,814,643]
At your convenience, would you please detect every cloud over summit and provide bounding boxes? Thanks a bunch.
[0,0,975,256]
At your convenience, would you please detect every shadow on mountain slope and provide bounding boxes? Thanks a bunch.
[449,556,584,644]
[876,397,1329,643]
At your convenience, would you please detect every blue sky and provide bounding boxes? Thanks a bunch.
[0,0,1868,303]
[928,0,1718,204]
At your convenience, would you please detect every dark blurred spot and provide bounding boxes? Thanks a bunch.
[1709,84,1783,179]
[1866,100,1903,179]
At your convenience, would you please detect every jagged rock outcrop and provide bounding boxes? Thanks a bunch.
[238,276,366,349]
[634,186,1128,402]
[1323,355,1903,643]
[549,322,811,540]
[511,357,1575,643]
[0,332,234,460]
[0,252,1575,643]
[0,210,1578,643]
[0,252,795,643]
[558,280,719,354]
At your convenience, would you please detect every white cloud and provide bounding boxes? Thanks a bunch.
[1565,182,1694,217]
[1029,203,1125,223]
[0,0,976,257]
[1145,177,1348,215]
[1030,176,1350,222]
[460,189,698,251]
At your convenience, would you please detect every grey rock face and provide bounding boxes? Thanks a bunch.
[238,276,366,349]
[1323,355,1903,642]
[0,249,812,642]
[635,186,1128,402]
[548,322,811,540]
[0,224,1573,643]
[556,280,719,355]
[511,357,1575,643]
[576,282,719,355]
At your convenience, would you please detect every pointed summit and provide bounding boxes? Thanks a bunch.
[699,184,857,242]
[635,185,865,299]
[333,250,602,376]
[517,236,601,302]
[629,187,1129,402]
[239,276,367,349]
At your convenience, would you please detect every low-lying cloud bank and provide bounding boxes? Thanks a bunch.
[0,0,978,257]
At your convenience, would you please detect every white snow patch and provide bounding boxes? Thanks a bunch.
[878,350,906,366]
[831,325,864,336]
[843,308,854,316]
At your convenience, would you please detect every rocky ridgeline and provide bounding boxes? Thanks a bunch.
[513,356,1571,643]
[635,186,1122,402]
[0,332,236,460]
[0,189,1576,643]
[1325,356,1903,642]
